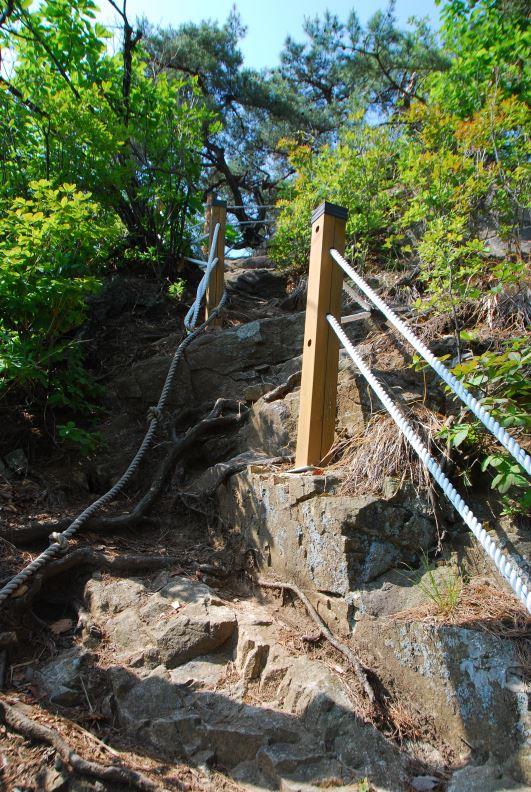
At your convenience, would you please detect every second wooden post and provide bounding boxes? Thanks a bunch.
[295,202,347,467]
[205,197,227,326]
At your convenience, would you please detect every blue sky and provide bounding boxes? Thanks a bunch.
[100,1,441,69]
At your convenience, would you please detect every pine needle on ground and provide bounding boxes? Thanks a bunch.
[328,407,444,497]
[392,577,531,638]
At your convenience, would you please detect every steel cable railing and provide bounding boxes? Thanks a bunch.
[327,314,531,614]
[331,248,531,477]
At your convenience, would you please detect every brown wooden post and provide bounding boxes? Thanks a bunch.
[295,202,347,467]
[205,197,227,325]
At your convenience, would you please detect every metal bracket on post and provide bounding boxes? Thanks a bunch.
[295,202,347,467]
[205,197,227,326]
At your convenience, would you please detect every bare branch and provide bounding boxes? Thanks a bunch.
[0,74,48,116]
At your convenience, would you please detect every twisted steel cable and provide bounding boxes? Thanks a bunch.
[328,314,531,614]
[330,249,531,477]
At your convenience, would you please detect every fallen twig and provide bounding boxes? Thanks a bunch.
[0,697,172,791]
[69,718,121,757]
[257,577,375,703]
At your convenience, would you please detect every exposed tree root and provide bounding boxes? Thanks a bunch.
[257,577,376,703]
[183,451,291,498]
[0,515,158,545]
[0,698,174,791]
[2,399,247,547]
[263,371,301,403]
[10,549,183,608]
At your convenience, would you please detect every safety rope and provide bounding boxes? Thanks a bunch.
[226,204,278,210]
[330,249,531,477]
[327,314,531,614]
[184,223,220,332]
[0,285,228,607]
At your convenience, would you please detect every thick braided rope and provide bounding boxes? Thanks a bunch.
[331,249,531,476]
[184,223,220,332]
[0,291,228,608]
[327,314,531,614]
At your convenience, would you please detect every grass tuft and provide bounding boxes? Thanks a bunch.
[327,407,444,497]
[393,575,531,638]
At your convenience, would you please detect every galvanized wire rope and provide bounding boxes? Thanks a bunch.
[0,284,228,608]
[342,280,371,312]
[234,219,275,226]
[183,255,208,268]
[331,249,531,477]
[327,314,531,614]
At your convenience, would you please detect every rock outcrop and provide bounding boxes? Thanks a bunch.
[50,576,412,789]
[354,618,529,764]
[50,262,526,792]
[84,574,237,669]
[30,571,530,792]
[218,470,437,631]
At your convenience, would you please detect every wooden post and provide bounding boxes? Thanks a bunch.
[205,197,227,325]
[295,202,347,467]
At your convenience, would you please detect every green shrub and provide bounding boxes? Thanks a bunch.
[270,123,400,273]
[0,180,122,421]
[167,279,186,301]
[439,339,530,513]
[57,421,102,456]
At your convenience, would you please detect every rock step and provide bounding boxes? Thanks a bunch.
[37,575,408,789]
[33,570,529,791]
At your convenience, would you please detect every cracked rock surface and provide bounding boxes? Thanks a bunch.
[31,570,529,792]
[47,575,410,790]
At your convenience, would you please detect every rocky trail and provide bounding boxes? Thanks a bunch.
[0,257,529,792]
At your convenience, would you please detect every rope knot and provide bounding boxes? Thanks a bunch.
[49,532,69,552]
[147,406,163,423]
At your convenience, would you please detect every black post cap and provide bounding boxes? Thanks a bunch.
[311,201,348,224]
[211,197,227,207]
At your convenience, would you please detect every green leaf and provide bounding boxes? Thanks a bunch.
[452,426,470,447]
